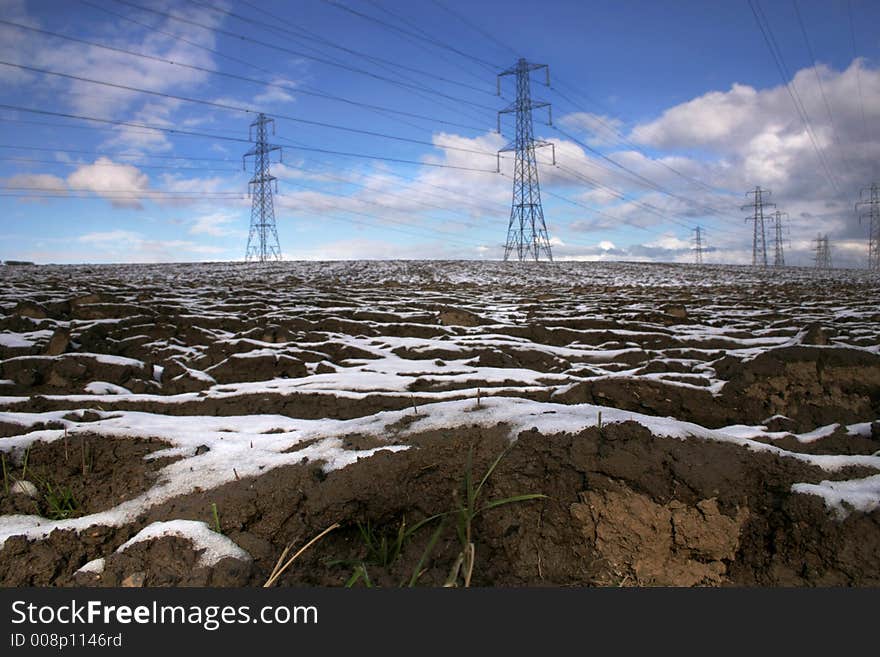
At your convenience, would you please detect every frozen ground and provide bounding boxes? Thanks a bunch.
[1,260,879,586]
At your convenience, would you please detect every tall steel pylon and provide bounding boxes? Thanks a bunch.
[243,113,282,262]
[856,182,880,270]
[497,58,555,262]
[692,226,705,265]
[742,187,774,267]
[771,210,788,267]
[814,234,831,269]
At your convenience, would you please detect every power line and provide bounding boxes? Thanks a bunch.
[747,0,841,194]
[110,0,500,114]
[1,138,509,218]
[0,60,503,161]
[213,0,498,128]
[847,0,873,178]
[551,159,740,238]
[2,185,241,195]
[0,153,241,173]
[549,83,739,199]
[429,0,519,60]
[0,192,244,201]
[185,0,496,97]
[0,17,489,135]
[0,143,237,164]
[0,103,499,173]
[364,0,495,90]
[791,0,853,174]
[84,0,466,132]
[551,123,736,219]
[319,0,500,72]
[383,4,742,216]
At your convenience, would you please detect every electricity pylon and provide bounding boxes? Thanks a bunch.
[742,187,774,267]
[770,210,788,267]
[813,234,831,270]
[856,182,880,270]
[692,226,705,265]
[244,113,282,262]
[497,58,555,262]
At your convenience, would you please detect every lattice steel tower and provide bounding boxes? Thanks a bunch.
[856,182,880,270]
[497,58,555,262]
[742,187,774,267]
[243,113,282,262]
[692,226,705,265]
[771,210,788,267]
[814,234,831,270]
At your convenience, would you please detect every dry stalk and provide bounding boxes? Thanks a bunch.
[264,522,340,588]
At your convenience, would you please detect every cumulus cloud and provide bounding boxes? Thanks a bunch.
[543,59,880,268]
[2,173,67,196]
[67,158,150,209]
[630,60,880,200]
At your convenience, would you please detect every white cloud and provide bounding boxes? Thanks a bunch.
[2,173,67,193]
[253,78,298,105]
[75,229,225,263]
[559,112,625,146]
[77,230,142,245]
[645,234,691,250]
[67,158,150,209]
[629,60,880,200]
[189,211,240,237]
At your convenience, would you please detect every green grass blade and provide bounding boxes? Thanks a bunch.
[403,511,449,540]
[481,494,547,513]
[21,445,30,481]
[474,444,513,502]
[345,566,364,588]
[408,518,446,588]
[464,444,474,509]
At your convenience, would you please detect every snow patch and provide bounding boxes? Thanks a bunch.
[84,381,131,395]
[76,557,105,575]
[117,520,251,566]
[792,475,880,518]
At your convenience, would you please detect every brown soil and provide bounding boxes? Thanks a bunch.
[2,261,879,587]
[2,422,878,587]
[0,434,177,518]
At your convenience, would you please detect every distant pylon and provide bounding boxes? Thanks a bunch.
[770,210,788,267]
[813,234,832,270]
[243,113,282,262]
[497,58,555,262]
[692,226,705,265]
[742,187,774,267]
[855,182,880,270]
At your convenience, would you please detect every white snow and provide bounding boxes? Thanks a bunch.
[84,381,131,395]
[847,422,875,437]
[792,475,880,518]
[0,333,33,348]
[794,424,840,443]
[117,520,251,566]
[2,260,879,549]
[76,557,105,575]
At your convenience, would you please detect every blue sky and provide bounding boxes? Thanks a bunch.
[0,0,878,266]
